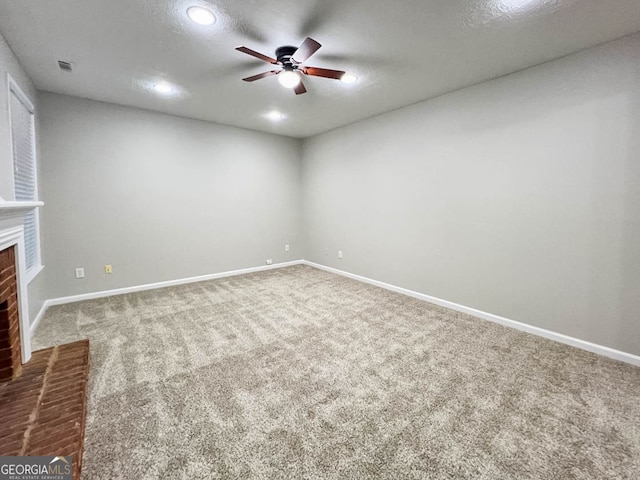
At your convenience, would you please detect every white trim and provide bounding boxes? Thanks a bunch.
[6,74,43,280]
[41,260,305,308]
[0,201,44,212]
[302,260,640,367]
[29,258,640,367]
[0,202,44,285]
[29,298,49,337]
[7,74,35,112]
[29,102,42,273]
[5,74,17,201]
[25,264,44,285]
[0,225,31,363]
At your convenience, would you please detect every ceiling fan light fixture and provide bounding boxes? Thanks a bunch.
[187,6,216,25]
[340,73,357,84]
[278,70,301,89]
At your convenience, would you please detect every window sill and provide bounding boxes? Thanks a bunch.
[0,201,44,212]
[25,264,44,285]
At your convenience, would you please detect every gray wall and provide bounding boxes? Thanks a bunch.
[13,31,640,356]
[38,93,303,298]
[0,32,46,324]
[302,33,640,355]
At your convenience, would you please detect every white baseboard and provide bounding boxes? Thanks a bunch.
[29,258,639,367]
[302,260,640,367]
[29,300,49,337]
[30,260,304,333]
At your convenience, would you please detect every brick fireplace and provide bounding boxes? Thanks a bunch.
[0,245,22,381]
[0,204,90,479]
[0,213,34,368]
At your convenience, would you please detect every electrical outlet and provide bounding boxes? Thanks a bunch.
[266,259,273,265]
[75,267,85,279]
[105,264,112,274]
[285,244,290,252]
[338,250,343,259]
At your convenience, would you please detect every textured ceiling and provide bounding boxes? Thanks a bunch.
[1,0,639,138]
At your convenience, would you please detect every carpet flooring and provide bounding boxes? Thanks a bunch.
[32,265,640,479]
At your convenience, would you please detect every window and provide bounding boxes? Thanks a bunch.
[8,75,42,281]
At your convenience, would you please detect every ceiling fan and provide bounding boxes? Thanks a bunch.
[235,37,347,95]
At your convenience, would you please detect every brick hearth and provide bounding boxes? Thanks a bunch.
[0,238,90,480]
[0,340,90,479]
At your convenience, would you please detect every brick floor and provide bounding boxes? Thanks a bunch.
[0,340,90,479]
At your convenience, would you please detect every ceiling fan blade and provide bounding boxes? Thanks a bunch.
[242,70,279,82]
[301,66,346,80]
[235,46,278,64]
[293,79,307,95]
[292,37,321,63]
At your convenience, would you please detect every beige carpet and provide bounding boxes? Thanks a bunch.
[33,265,640,479]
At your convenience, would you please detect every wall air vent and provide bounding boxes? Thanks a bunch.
[57,60,73,72]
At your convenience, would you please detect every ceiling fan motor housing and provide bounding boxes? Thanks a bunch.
[276,46,299,68]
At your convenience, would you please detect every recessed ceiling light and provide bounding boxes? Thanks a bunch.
[265,111,286,122]
[340,73,357,84]
[498,0,542,11]
[139,79,186,98]
[153,82,174,95]
[187,6,216,26]
[278,71,301,89]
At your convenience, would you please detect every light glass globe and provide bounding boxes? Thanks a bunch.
[278,70,301,89]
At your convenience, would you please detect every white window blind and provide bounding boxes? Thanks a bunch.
[9,84,39,272]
